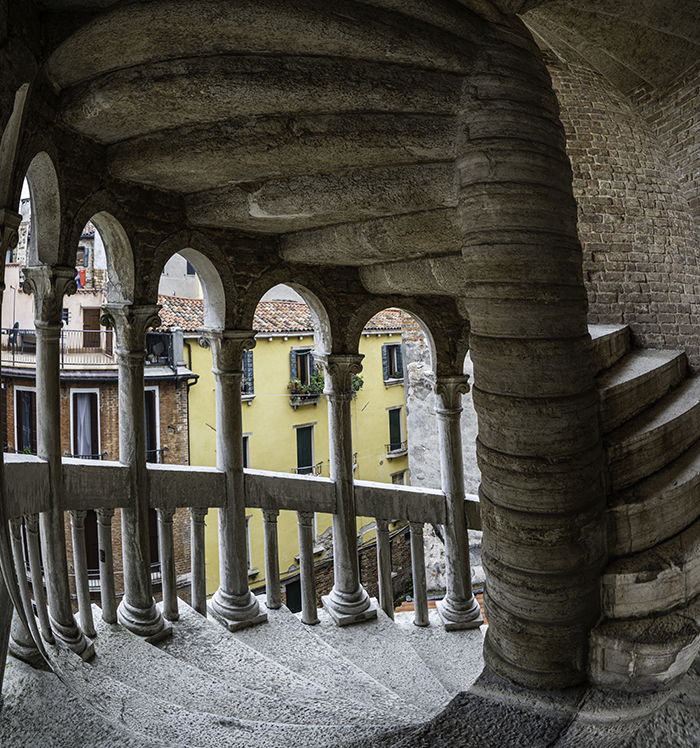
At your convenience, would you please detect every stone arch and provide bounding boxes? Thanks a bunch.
[68,191,140,304]
[149,230,229,330]
[23,151,61,265]
[344,295,470,378]
[239,271,333,357]
[0,84,29,210]
[173,247,225,330]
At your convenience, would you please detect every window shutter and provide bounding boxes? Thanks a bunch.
[309,350,315,376]
[396,345,404,378]
[290,349,298,379]
[381,344,389,381]
[243,350,254,394]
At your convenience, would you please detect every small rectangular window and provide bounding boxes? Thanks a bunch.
[382,343,403,381]
[15,389,37,454]
[242,350,254,395]
[388,407,403,452]
[296,425,314,475]
[242,435,249,469]
[144,388,159,463]
[391,470,408,485]
[72,391,99,459]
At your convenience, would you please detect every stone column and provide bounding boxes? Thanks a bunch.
[0,211,35,674]
[320,354,375,625]
[102,303,169,642]
[204,330,266,631]
[23,265,94,658]
[434,375,482,630]
[459,28,607,688]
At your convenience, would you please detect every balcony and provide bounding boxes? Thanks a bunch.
[291,461,323,476]
[385,440,408,458]
[0,328,179,370]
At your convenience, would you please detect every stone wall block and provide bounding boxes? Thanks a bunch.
[469,334,595,398]
[472,387,600,457]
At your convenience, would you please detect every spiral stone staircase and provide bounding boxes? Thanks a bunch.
[0,599,485,748]
[1,322,700,746]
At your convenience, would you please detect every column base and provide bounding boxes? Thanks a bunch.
[437,595,483,631]
[322,589,377,627]
[117,599,171,644]
[8,639,46,669]
[208,588,267,632]
[50,616,96,660]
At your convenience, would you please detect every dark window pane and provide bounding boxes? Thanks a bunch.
[296,426,313,474]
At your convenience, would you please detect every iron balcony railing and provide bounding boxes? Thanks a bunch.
[0,328,179,369]
[385,440,408,456]
[291,461,323,476]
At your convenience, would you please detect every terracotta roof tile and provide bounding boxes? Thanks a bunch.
[157,295,403,334]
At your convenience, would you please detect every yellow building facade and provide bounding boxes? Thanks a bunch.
[160,296,409,598]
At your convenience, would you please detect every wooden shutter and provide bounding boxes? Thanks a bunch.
[396,345,404,378]
[290,349,298,379]
[243,350,254,394]
[381,344,389,381]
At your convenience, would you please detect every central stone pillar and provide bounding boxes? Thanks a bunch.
[205,330,266,631]
[434,375,482,630]
[22,265,94,658]
[320,354,375,626]
[102,303,169,642]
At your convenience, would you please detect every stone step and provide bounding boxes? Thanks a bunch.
[0,657,181,748]
[597,349,687,433]
[606,377,700,492]
[89,605,391,730]
[608,438,700,556]
[305,601,452,717]
[589,324,631,374]
[393,609,486,696]
[602,517,700,619]
[158,599,400,732]
[43,617,383,748]
[232,597,404,716]
[589,595,700,692]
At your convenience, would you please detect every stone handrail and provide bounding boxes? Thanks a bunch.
[4,455,481,530]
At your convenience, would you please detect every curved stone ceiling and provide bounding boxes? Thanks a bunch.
[36,0,699,269]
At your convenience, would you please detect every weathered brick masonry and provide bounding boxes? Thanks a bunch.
[549,56,700,366]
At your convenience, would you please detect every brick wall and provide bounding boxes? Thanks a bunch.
[4,373,192,605]
[632,62,700,227]
[548,56,700,366]
[276,524,413,610]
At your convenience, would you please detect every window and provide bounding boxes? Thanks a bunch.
[15,388,36,454]
[71,389,99,458]
[242,435,249,469]
[290,348,314,387]
[185,260,196,276]
[82,308,101,348]
[382,343,403,381]
[144,387,160,463]
[242,349,254,396]
[61,308,69,325]
[85,510,99,575]
[388,407,403,452]
[296,425,314,475]
[148,508,160,570]
[391,470,408,485]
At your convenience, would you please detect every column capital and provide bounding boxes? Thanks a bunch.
[22,265,77,324]
[0,208,21,270]
[102,303,161,354]
[318,353,364,395]
[157,507,176,522]
[96,507,115,522]
[434,374,470,413]
[297,510,315,527]
[200,329,256,374]
[189,506,208,524]
[262,509,279,523]
[69,509,87,525]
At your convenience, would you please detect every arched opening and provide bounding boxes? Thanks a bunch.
[24,152,61,266]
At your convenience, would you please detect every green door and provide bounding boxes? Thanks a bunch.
[296,426,313,474]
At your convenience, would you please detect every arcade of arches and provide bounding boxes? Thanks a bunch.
[0,0,698,744]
